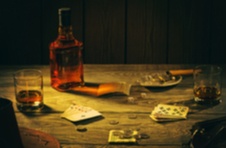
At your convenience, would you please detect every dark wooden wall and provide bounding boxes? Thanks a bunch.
[0,0,225,65]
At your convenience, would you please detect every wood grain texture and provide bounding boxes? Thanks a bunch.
[84,0,125,64]
[0,65,225,147]
[15,112,224,147]
[127,0,168,64]
[0,0,225,65]
[210,0,226,64]
[168,0,226,64]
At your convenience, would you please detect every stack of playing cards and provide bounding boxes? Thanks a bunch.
[150,104,189,122]
[61,102,102,122]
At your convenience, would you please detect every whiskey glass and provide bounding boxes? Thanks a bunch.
[13,69,44,112]
[193,65,222,105]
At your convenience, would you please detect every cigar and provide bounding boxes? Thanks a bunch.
[166,69,194,76]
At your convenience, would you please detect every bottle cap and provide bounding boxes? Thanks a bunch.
[58,8,71,26]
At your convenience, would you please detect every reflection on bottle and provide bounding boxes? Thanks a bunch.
[49,8,84,91]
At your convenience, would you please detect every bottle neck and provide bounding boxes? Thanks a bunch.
[58,25,75,40]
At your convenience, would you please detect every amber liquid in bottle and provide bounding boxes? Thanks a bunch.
[49,8,84,91]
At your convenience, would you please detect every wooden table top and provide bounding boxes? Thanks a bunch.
[0,64,225,148]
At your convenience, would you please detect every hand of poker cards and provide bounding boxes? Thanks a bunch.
[61,102,102,122]
[150,104,189,122]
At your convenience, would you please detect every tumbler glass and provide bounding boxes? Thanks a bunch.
[193,65,222,105]
[14,69,44,112]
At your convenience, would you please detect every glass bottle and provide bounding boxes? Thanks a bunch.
[49,8,84,91]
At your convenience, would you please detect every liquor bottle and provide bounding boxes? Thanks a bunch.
[49,8,84,91]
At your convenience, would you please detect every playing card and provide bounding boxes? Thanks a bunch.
[108,130,138,144]
[61,103,102,122]
[150,104,189,122]
[152,104,189,118]
[149,115,179,122]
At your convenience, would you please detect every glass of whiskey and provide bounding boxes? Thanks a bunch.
[13,69,44,112]
[193,65,222,105]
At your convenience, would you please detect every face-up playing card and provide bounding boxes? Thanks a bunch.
[150,104,189,122]
[61,102,102,122]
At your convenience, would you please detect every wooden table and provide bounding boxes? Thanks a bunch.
[0,65,225,148]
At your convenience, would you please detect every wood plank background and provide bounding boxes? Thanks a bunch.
[0,0,225,65]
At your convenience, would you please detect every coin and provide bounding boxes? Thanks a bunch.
[128,114,137,119]
[109,120,119,125]
[140,93,147,98]
[112,131,123,136]
[135,133,150,139]
[127,97,136,103]
[120,130,134,139]
[76,126,87,132]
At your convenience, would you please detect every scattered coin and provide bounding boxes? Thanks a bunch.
[128,114,137,119]
[76,125,87,132]
[140,93,147,98]
[127,97,136,103]
[140,133,150,139]
[124,129,133,135]
[120,134,133,139]
[135,133,150,139]
[109,120,119,125]
[120,130,134,139]
[112,131,123,136]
